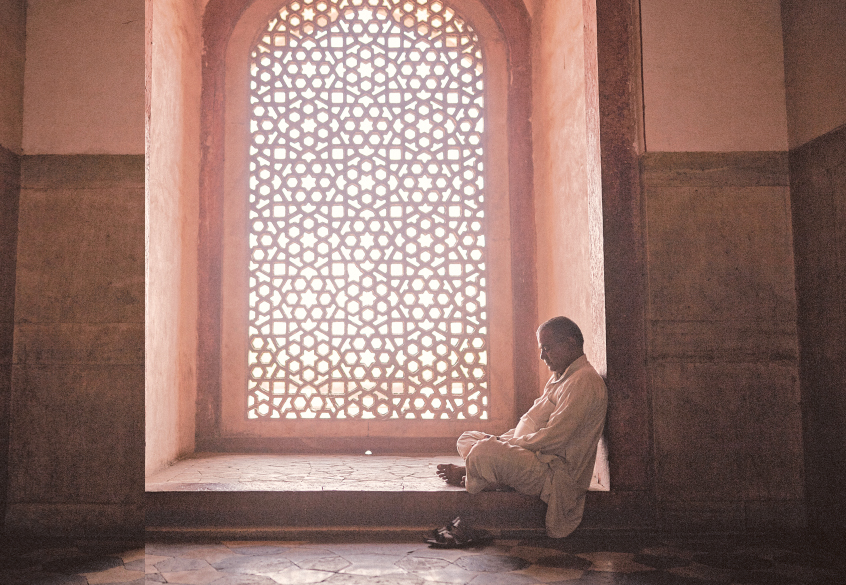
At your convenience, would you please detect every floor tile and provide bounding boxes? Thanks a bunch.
[0,533,841,585]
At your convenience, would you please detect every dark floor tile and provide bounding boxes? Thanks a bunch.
[530,535,652,555]
[470,572,540,585]
[41,555,123,574]
[571,571,628,584]
[536,553,593,570]
[145,573,167,583]
[631,553,691,570]
[0,555,41,570]
[732,570,804,585]
[456,553,531,572]
[0,573,88,585]
[144,542,205,556]
[573,570,702,585]
[76,541,143,555]
[692,552,772,571]
[772,549,831,568]
[123,558,145,571]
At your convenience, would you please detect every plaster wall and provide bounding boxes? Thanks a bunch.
[640,0,788,152]
[145,0,201,475]
[531,0,606,375]
[0,0,26,153]
[780,0,846,149]
[22,0,144,154]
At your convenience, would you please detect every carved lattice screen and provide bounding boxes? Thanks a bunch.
[247,0,489,421]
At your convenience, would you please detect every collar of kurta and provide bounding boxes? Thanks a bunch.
[551,354,588,384]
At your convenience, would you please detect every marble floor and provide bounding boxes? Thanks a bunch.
[145,453,605,492]
[145,454,467,492]
[0,533,842,584]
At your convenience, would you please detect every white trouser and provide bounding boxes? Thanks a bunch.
[456,430,587,538]
[457,431,551,496]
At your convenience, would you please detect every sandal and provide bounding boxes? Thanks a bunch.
[425,516,493,549]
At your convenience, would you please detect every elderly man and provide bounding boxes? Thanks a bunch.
[436,316,607,538]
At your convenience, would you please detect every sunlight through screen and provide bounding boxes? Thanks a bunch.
[246,0,489,421]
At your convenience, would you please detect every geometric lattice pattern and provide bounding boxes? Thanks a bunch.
[247,0,489,420]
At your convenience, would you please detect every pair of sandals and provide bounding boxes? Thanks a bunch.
[425,516,493,549]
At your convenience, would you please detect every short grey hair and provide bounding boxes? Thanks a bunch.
[538,316,584,347]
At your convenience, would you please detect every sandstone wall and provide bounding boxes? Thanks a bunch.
[4,0,145,536]
[6,155,145,535]
[782,0,846,540]
[641,152,803,530]
[639,0,804,530]
[0,0,25,529]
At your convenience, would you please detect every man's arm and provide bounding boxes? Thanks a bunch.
[498,428,516,441]
[506,373,605,455]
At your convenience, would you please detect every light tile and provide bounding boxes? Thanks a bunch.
[267,567,335,583]
[161,566,222,585]
[576,552,654,573]
[83,566,144,584]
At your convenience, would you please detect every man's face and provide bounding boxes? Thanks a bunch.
[537,327,577,376]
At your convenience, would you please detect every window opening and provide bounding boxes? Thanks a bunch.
[246,0,490,421]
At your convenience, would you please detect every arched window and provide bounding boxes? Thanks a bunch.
[246,0,490,421]
[205,0,533,445]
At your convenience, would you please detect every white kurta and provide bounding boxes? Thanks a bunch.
[457,354,607,537]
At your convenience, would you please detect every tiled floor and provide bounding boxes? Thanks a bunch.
[0,534,841,584]
[145,454,605,492]
[145,454,467,492]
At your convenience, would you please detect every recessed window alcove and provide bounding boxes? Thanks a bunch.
[146,0,650,530]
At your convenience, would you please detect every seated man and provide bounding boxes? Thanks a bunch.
[437,316,607,538]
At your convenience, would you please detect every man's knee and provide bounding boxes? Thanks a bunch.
[465,435,510,477]
[456,430,490,459]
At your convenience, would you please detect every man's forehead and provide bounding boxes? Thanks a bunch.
[537,328,564,344]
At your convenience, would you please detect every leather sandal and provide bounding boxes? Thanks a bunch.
[425,516,493,548]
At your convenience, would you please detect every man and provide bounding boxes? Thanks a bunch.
[437,316,607,538]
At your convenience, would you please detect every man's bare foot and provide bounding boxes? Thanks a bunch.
[436,463,466,487]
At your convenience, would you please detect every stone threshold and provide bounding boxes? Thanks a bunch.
[144,453,634,538]
[146,452,608,492]
[146,453,467,492]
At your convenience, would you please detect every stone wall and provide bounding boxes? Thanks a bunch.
[642,151,805,531]
[5,155,144,536]
[0,146,20,525]
[0,0,25,530]
[789,124,846,538]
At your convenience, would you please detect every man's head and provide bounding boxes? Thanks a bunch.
[536,316,584,376]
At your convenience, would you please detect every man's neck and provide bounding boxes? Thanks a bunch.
[554,352,585,378]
